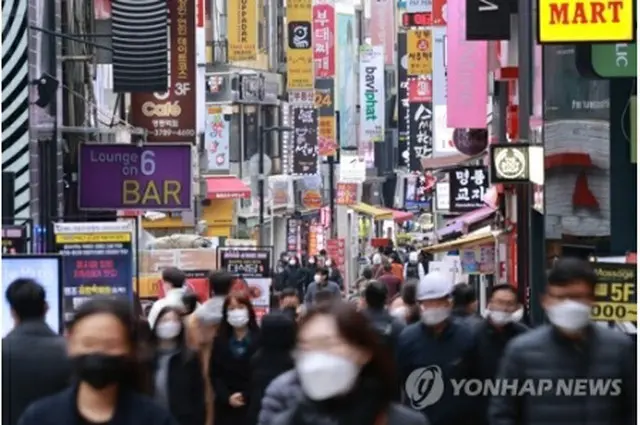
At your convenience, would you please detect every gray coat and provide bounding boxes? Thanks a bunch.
[257,370,302,425]
[488,324,636,425]
[270,402,428,425]
[303,280,341,305]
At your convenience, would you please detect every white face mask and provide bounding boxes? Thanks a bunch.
[156,321,182,340]
[511,308,524,322]
[308,258,315,265]
[227,308,249,328]
[325,260,332,267]
[289,260,297,266]
[486,309,512,326]
[295,351,360,400]
[421,307,451,326]
[545,300,591,331]
[314,274,323,283]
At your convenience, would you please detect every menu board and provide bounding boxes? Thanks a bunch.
[2,225,28,254]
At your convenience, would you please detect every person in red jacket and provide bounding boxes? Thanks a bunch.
[377,261,402,302]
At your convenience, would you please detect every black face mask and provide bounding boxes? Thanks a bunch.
[71,353,130,389]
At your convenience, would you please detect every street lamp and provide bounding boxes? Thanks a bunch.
[258,126,294,245]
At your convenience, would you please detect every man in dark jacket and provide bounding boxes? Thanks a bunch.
[489,258,636,425]
[362,280,405,353]
[466,284,528,425]
[451,283,482,326]
[281,256,306,298]
[378,261,402,301]
[2,278,71,425]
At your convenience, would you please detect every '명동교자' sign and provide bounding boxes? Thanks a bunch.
[538,0,634,43]
[78,143,192,210]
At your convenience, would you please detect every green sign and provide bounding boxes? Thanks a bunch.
[591,43,637,78]
[631,96,636,164]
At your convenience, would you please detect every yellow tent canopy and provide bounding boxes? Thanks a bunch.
[349,203,394,221]
[423,228,502,253]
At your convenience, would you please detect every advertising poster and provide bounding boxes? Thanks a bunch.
[369,0,395,65]
[129,0,196,142]
[460,245,496,274]
[137,249,218,299]
[315,79,337,156]
[337,13,357,148]
[292,106,319,174]
[326,239,346,288]
[54,222,133,322]
[2,255,62,336]
[204,105,230,171]
[336,182,358,205]
[2,225,28,254]
[286,218,301,255]
[359,45,385,143]
[78,143,192,210]
[592,263,637,323]
[407,29,432,76]
[227,0,258,61]
[287,0,314,90]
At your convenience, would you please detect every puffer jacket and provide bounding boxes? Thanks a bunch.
[489,324,636,425]
[257,370,302,425]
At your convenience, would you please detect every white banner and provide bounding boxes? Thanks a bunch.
[359,45,385,144]
[204,105,230,171]
[435,181,450,211]
[433,105,457,155]
[432,27,447,106]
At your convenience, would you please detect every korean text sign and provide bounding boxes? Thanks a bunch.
[292,106,319,174]
[287,0,314,90]
[447,166,488,212]
[407,29,433,76]
[315,78,337,156]
[227,0,258,60]
[218,248,272,278]
[312,0,335,78]
[78,143,192,210]
[54,222,133,322]
[538,0,634,43]
[592,263,637,322]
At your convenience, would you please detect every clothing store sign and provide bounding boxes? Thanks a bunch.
[448,166,488,212]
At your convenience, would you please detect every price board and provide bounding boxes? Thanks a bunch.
[592,263,637,322]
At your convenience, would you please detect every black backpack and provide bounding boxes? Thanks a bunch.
[405,262,420,279]
[371,316,397,349]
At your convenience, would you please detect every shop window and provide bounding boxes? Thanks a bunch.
[229,114,241,162]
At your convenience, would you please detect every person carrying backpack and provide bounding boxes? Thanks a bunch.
[404,251,425,280]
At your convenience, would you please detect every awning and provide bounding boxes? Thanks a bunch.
[423,227,502,253]
[437,206,496,238]
[349,203,394,220]
[205,176,251,200]
[386,209,414,223]
[420,151,486,171]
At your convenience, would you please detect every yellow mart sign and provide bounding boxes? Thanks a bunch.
[591,263,637,322]
[538,0,634,43]
[407,29,432,76]
[286,0,314,90]
[227,0,258,61]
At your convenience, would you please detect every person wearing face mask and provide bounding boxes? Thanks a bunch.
[209,293,260,425]
[303,267,342,306]
[464,285,528,425]
[300,256,317,293]
[16,297,177,425]
[282,256,307,299]
[489,258,636,425]
[325,257,344,289]
[148,307,206,425]
[148,268,189,333]
[268,301,426,425]
[396,271,476,425]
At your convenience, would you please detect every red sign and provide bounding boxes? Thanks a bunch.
[402,12,432,27]
[312,4,336,78]
[336,183,357,205]
[433,0,447,25]
[408,76,432,103]
[326,238,346,289]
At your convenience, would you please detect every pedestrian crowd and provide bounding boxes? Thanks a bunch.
[2,254,635,425]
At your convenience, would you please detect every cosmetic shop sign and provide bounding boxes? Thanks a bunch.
[538,0,634,43]
[78,143,192,210]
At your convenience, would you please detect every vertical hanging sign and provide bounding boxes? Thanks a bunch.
[204,105,230,171]
[359,45,386,143]
[408,80,433,171]
[227,0,258,61]
[287,0,314,90]
[407,29,433,76]
[292,106,319,174]
[397,32,411,167]
[313,0,337,156]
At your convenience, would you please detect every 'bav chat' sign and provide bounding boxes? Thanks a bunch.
[78,143,192,210]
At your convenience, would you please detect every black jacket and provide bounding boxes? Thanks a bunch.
[489,324,636,425]
[3,321,72,425]
[362,308,405,352]
[247,313,296,425]
[16,385,177,425]
[151,349,206,425]
[209,330,260,425]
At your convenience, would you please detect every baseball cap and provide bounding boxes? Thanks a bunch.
[416,271,453,301]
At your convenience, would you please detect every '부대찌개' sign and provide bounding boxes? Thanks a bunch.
[538,0,634,43]
[78,143,192,210]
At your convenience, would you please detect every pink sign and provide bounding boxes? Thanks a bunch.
[369,0,395,65]
[313,3,336,78]
[446,0,488,128]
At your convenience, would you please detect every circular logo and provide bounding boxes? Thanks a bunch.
[405,365,445,409]
[417,39,429,51]
[494,147,527,179]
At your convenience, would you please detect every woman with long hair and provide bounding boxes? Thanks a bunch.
[148,306,205,425]
[268,301,427,425]
[17,297,177,425]
[209,292,260,425]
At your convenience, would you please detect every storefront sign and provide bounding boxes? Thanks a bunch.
[591,43,637,78]
[489,144,530,183]
[402,12,433,26]
[465,0,510,40]
[269,177,292,208]
[448,166,488,212]
[78,143,192,210]
[129,0,196,142]
[359,45,385,143]
[312,0,335,78]
[227,0,258,60]
[326,238,346,286]
[538,0,634,43]
[592,263,636,322]
[408,76,432,103]
[336,182,358,205]
[287,0,314,90]
[370,0,396,64]
[407,29,433,76]
[405,172,432,210]
[286,218,301,253]
[315,78,337,156]
[54,222,133,322]
[397,32,411,167]
[205,73,235,103]
[292,106,318,175]
[2,225,27,254]
[407,0,432,12]
[435,181,450,211]
[218,248,272,278]
[432,28,447,106]
[408,102,433,171]
[460,244,496,274]
[204,105,230,171]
